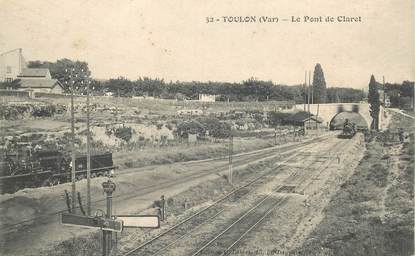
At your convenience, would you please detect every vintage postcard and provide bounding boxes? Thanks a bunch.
[0,0,414,255]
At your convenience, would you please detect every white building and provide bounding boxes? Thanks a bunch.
[0,48,64,94]
[198,94,216,102]
[378,88,391,107]
[0,48,25,82]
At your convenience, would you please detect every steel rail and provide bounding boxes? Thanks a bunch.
[178,138,355,256]
[218,138,357,255]
[121,141,320,256]
[0,135,330,235]
[191,196,289,256]
[0,140,308,233]
[220,197,289,256]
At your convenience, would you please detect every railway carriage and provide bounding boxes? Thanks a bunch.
[0,146,115,194]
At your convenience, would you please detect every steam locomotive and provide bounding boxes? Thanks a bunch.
[338,119,357,139]
[0,144,115,194]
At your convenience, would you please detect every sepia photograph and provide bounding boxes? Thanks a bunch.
[0,0,414,255]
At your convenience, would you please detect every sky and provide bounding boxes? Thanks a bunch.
[0,0,414,89]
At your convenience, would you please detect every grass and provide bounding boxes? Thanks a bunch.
[113,137,276,169]
[295,132,414,256]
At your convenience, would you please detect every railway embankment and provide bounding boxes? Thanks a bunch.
[295,123,414,254]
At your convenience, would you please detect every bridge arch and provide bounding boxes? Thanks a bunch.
[294,103,384,130]
[329,111,370,130]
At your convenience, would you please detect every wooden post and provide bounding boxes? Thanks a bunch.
[86,75,91,216]
[308,70,312,132]
[274,128,277,145]
[68,68,77,214]
[228,135,233,185]
[304,71,307,111]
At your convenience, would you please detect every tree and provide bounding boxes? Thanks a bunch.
[28,59,91,93]
[269,112,291,126]
[368,75,380,130]
[312,63,327,103]
[400,81,414,98]
[400,81,414,109]
[326,87,364,103]
[0,79,21,90]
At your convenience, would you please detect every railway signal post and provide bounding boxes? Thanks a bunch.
[60,179,122,256]
[102,179,116,256]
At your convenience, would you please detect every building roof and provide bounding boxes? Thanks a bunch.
[18,68,50,77]
[19,78,62,89]
[286,111,323,123]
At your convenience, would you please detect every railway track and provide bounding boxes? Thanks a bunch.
[121,141,319,256]
[121,135,357,256]
[0,134,331,234]
[187,139,353,256]
[191,195,289,256]
[117,133,333,176]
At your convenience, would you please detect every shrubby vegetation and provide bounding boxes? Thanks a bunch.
[0,103,65,120]
[327,87,365,103]
[176,117,232,139]
[384,80,414,109]
[105,126,133,142]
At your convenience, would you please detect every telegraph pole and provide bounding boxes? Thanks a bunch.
[382,76,386,105]
[304,71,307,111]
[228,134,233,185]
[116,89,118,122]
[311,72,314,105]
[307,71,311,113]
[85,72,92,216]
[308,71,312,132]
[67,68,77,214]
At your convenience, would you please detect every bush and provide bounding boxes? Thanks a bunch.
[176,120,205,138]
[197,117,232,138]
[113,126,133,142]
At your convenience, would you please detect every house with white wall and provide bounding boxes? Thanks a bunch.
[0,48,64,94]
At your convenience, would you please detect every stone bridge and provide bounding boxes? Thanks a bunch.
[294,103,385,130]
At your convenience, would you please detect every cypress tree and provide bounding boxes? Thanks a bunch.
[312,63,327,103]
[368,75,380,130]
